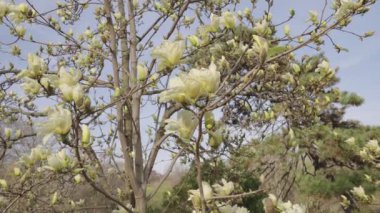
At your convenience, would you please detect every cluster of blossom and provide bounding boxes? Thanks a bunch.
[2,128,21,140]
[265,194,306,213]
[19,146,76,173]
[340,186,374,209]
[0,146,77,198]
[0,1,35,23]
[315,60,336,79]
[333,0,368,20]
[15,53,94,140]
[164,109,225,149]
[350,185,373,203]
[51,190,85,207]
[359,139,380,164]
[187,179,250,213]
[159,62,220,104]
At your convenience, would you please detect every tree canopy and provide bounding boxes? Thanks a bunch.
[0,0,379,212]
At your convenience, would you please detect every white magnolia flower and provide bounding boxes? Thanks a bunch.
[6,3,30,23]
[151,40,184,71]
[221,11,236,29]
[219,204,250,213]
[21,77,41,95]
[159,73,201,104]
[46,150,75,172]
[359,149,372,161]
[266,194,305,213]
[316,60,335,76]
[14,25,26,37]
[0,2,10,19]
[37,106,72,136]
[58,67,84,103]
[253,19,272,36]
[268,193,278,204]
[188,62,221,95]
[335,0,363,20]
[17,54,48,79]
[340,195,351,209]
[365,140,380,153]
[351,186,370,202]
[345,137,356,146]
[159,62,220,104]
[236,207,250,213]
[277,200,306,213]
[20,145,50,166]
[188,181,213,210]
[252,35,269,64]
[208,13,220,32]
[213,179,234,196]
[165,110,198,141]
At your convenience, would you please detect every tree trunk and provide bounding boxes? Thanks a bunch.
[134,191,147,213]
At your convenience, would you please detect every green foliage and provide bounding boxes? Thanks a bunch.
[299,169,378,197]
[238,172,266,213]
[156,161,265,212]
[268,45,289,58]
[340,91,365,106]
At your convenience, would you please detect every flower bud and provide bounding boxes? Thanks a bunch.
[204,112,215,129]
[72,85,84,105]
[81,124,90,147]
[14,167,21,176]
[188,35,200,47]
[17,3,29,14]
[15,130,22,139]
[252,35,269,64]
[137,64,148,81]
[208,128,223,149]
[74,174,82,184]
[208,14,220,32]
[113,87,121,98]
[51,192,59,205]
[4,128,11,140]
[284,24,290,36]
[0,179,8,190]
[11,45,21,56]
[15,25,26,38]
[291,63,301,74]
[221,11,236,29]
[308,11,318,25]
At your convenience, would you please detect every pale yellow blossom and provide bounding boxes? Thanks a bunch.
[37,106,72,136]
[165,110,198,141]
[151,40,184,71]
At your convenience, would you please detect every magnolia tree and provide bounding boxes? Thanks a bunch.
[0,0,378,212]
